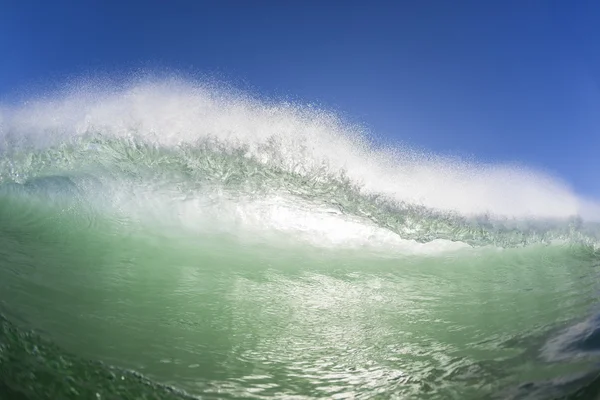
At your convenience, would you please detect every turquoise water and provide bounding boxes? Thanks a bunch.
[1,79,600,399]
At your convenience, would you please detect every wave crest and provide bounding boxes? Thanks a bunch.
[0,76,599,249]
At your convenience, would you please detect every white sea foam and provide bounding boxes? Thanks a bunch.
[0,76,597,222]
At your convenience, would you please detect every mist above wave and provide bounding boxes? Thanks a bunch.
[0,75,597,222]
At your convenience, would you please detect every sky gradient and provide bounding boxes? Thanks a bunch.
[1,0,599,197]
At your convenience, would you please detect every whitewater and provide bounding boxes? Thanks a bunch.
[1,76,600,399]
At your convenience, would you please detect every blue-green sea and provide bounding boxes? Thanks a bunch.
[1,78,600,399]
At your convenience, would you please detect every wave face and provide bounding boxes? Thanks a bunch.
[1,77,600,399]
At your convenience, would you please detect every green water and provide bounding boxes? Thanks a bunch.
[2,80,600,399]
[2,189,600,399]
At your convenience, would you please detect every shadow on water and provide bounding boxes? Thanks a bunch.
[498,312,600,400]
[0,314,199,400]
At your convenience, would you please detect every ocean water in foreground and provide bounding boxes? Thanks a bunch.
[2,79,600,399]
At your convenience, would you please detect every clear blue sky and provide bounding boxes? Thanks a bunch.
[1,1,599,197]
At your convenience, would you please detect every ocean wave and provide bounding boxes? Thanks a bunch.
[1,76,598,220]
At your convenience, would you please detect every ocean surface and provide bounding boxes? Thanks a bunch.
[1,78,600,399]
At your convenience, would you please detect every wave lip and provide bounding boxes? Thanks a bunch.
[1,76,599,248]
